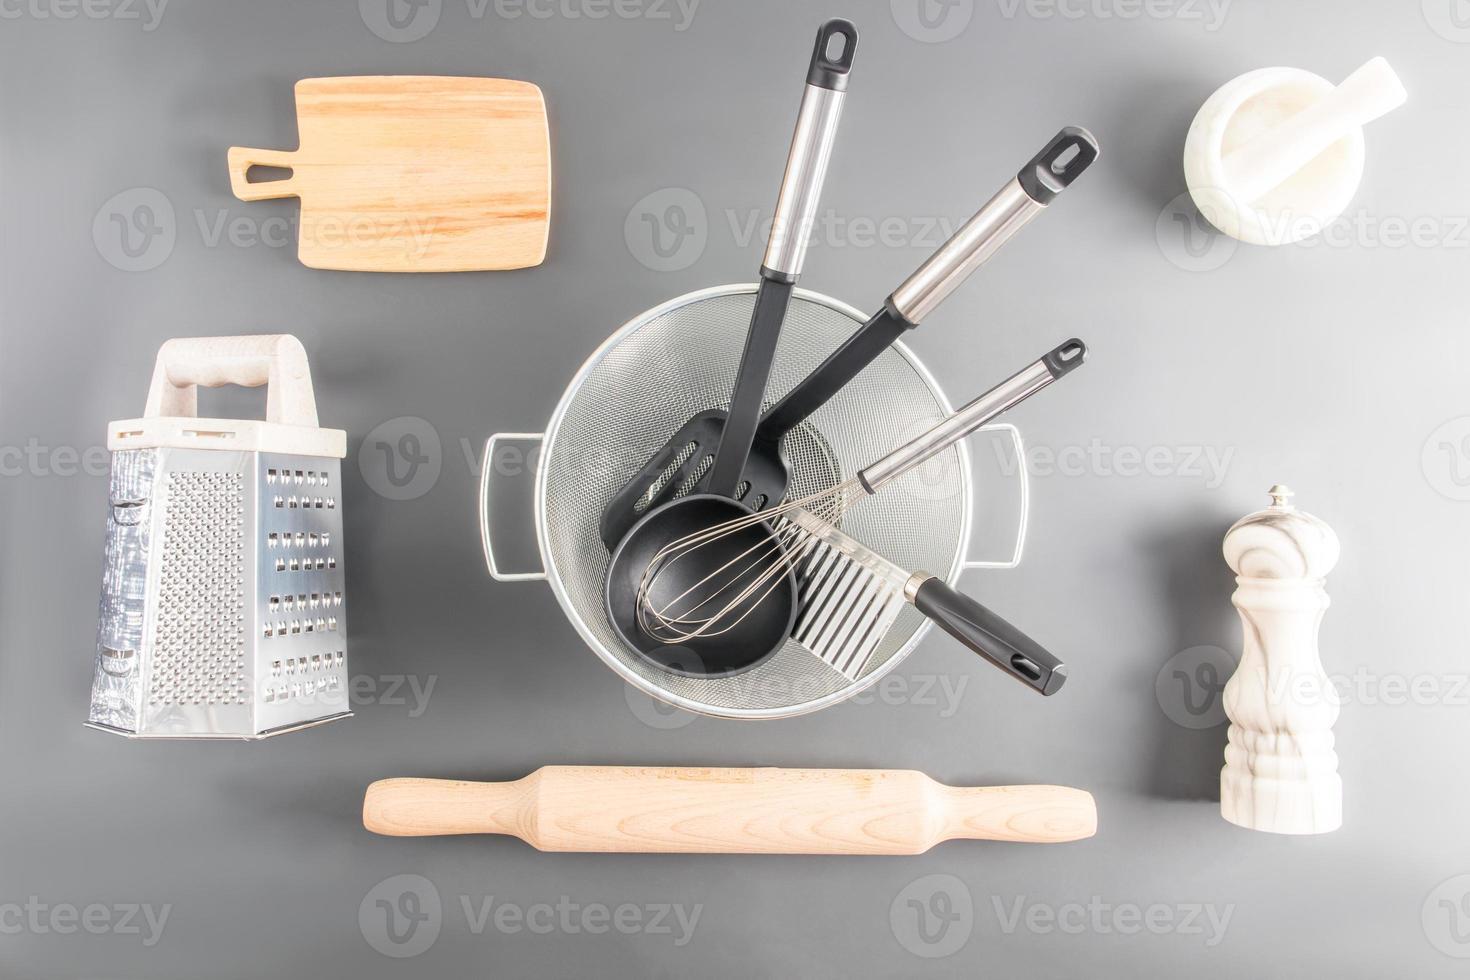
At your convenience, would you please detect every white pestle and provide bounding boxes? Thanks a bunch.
[1222,57,1406,206]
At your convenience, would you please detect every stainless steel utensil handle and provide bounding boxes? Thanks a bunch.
[888,127,1099,323]
[858,339,1086,493]
[888,180,1042,324]
[762,19,857,279]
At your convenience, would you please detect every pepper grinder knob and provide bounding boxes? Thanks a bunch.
[1220,485,1342,834]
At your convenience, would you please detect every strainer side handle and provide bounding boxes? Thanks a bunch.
[963,422,1030,571]
[480,433,548,583]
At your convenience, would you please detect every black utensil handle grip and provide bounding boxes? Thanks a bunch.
[1017,126,1100,205]
[755,306,910,443]
[912,579,1067,695]
[704,279,794,495]
[808,19,858,90]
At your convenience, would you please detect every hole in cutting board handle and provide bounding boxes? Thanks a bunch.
[245,164,293,185]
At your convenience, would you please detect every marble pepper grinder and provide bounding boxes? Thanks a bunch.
[1220,485,1342,834]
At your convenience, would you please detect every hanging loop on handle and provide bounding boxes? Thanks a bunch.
[807,19,857,89]
[143,334,320,427]
[480,433,548,582]
[1017,126,1099,205]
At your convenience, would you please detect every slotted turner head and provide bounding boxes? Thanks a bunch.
[599,411,726,544]
[597,410,792,547]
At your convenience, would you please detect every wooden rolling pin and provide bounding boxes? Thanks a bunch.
[363,767,1097,854]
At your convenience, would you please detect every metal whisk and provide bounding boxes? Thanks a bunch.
[635,339,1087,643]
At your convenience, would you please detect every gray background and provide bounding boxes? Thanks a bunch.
[2,0,1467,976]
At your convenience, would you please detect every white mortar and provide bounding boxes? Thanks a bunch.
[1184,67,1365,246]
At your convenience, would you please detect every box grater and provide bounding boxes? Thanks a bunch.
[87,335,350,739]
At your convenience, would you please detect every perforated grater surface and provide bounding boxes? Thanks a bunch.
[87,335,349,739]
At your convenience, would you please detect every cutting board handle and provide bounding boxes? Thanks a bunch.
[143,334,320,427]
[227,147,301,202]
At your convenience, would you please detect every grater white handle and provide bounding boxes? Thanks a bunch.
[144,334,320,427]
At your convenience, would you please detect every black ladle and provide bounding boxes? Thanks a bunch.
[606,495,798,676]
[603,20,857,676]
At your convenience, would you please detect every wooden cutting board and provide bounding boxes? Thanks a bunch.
[227,76,550,272]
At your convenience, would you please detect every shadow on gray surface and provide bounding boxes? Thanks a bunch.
[1143,505,1238,801]
[1107,75,1216,212]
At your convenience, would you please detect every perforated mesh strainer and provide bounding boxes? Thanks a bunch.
[480,284,1027,719]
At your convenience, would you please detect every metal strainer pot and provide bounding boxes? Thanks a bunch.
[479,284,1028,720]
